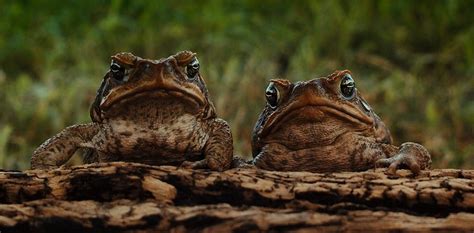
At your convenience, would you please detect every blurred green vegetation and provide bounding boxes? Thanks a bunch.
[0,0,473,170]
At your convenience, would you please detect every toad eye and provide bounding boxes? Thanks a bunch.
[185,58,200,79]
[110,61,126,81]
[265,83,280,109]
[340,73,355,99]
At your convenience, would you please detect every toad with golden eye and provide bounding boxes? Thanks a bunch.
[31,51,233,171]
[251,70,431,174]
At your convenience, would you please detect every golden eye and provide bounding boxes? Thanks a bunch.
[185,58,200,79]
[340,73,355,99]
[110,61,125,81]
[265,82,280,109]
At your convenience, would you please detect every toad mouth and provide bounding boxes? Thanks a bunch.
[261,97,373,137]
[100,86,205,111]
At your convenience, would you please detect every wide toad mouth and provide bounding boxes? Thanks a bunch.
[99,86,205,112]
[260,97,373,137]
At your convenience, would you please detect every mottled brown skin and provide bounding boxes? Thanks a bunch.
[251,70,431,174]
[31,51,233,171]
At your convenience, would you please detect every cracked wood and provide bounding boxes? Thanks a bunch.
[0,162,473,232]
[1,200,474,232]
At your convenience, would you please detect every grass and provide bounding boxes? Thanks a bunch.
[0,0,473,170]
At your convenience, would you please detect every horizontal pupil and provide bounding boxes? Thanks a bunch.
[267,94,277,106]
[111,66,124,74]
[186,64,199,79]
[342,84,354,96]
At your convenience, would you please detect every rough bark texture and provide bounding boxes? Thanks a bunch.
[0,162,473,232]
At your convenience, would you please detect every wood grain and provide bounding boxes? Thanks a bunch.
[0,162,473,232]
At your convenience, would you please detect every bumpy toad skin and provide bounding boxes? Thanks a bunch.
[251,70,431,174]
[31,51,233,171]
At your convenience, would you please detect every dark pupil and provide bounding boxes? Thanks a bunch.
[186,61,199,78]
[266,87,278,107]
[341,75,355,98]
[111,63,125,81]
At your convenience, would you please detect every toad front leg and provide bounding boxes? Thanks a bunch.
[182,118,233,171]
[31,123,99,169]
[252,135,431,174]
[376,142,432,175]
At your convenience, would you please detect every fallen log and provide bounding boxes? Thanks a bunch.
[0,162,473,232]
[1,200,474,232]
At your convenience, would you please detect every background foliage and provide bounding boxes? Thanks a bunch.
[0,0,473,170]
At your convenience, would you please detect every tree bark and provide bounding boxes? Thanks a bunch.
[0,162,473,232]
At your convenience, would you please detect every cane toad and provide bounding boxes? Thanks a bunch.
[252,70,431,174]
[31,51,233,171]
